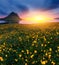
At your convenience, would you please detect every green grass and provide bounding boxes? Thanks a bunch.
[0,23,59,65]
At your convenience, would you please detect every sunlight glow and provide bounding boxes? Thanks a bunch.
[20,10,54,24]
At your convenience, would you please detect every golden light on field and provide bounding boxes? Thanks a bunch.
[20,10,54,24]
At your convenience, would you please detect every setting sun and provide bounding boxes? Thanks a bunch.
[21,11,54,24]
[29,15,49,23]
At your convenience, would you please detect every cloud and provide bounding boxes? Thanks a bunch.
[18,0,59,10]
[42,0,59,10]
[14,4,29,12]
[0,10,7,15]
[25,0,59,10]
[0,0,29,16]
[0,0,59,16]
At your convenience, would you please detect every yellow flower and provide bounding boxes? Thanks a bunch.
[9,48,12,51]
[32,61,35,64]
[0,57,4,61]
[49,48,52,51]
[26,50,29,54]
[19,37,22,41]
[48,41,50,44]
[51,37,52,39]
[41,44,44,47]
[25,59,28,62]
[15,59,18,62]
[3,42,6,45]
[13,50,17,52]
[30,54,34,58]
[19,54,22,57]
[48,52,51,55]
[5,55,8,57]
[56,32,59,35]
[45,52,48,56]
[34,50,37,53]
[33,40,37,43]
[51,61,55,65]
[43,36,46,41]
[25,63,28,65]
[48,55,51,59]
[32,43,35,46]
[21,50,24,53]
[57,46,59,49]
[40,60,48,65]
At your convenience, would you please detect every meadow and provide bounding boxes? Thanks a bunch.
[0,22,59,65]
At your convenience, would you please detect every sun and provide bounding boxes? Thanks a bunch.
[21,11,54,24]
[31,16,47,23]
[23,15,52,23]
[34,16,44,21]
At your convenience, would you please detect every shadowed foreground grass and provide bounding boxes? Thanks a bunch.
[0,23,59,65]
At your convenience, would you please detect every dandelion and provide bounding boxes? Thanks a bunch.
[56,32,59,35]
[33,40,37,43]
[15,59,18,62]
[45,52,48,56]
[51,61,55,65]
[48,41,50,44]
[0,57,4,61]
[3,42,6,45]
[19,54,22,57]
[57,46,59,49]
[43,36,46,41]
[25,59,28,62]
[48,52,51,55]
[9,48,12,51]
[13,50,17,52]
[48,55,51,59]
[25,63,28,65]
[26,50,29,54]
[51,37,52,39]
[40,60,48,65]
[19,37,22,41]
[30,54,34,58]
[34,50,37,53]
[41,44,44,47]
[49,48,52,51]
[44,50,46,53]
[26,35,29,39]
[5,55,8,57]
[21,50,24,53]
[32,43,35,46]
[32,61,35,64]
[57,46,59,52]
[44,44,47,47]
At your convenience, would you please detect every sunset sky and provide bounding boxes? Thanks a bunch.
[0,0,59,24]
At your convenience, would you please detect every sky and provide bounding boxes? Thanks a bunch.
[0,0,59,23]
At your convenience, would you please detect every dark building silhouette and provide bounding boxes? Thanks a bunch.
[0,12,22,24]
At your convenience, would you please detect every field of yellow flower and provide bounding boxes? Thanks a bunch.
[0,23,59,65]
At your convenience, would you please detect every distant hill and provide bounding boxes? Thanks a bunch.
[0,12,22,24]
